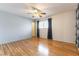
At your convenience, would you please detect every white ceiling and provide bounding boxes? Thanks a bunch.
[0,3,77,20]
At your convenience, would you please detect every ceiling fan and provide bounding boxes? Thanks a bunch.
[25,6,46,18]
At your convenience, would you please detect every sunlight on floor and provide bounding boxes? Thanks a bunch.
[38,44,48,55]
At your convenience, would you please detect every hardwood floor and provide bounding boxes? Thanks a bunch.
[0,37,79,56]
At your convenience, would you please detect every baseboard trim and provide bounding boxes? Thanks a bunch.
[0,37,32,45]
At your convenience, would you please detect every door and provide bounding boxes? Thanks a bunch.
[32,22,36,37]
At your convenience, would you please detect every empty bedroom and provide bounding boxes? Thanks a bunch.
[0,3,79,56]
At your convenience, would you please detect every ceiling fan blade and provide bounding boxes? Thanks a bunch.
[32,8,46,15]
[31,6,42,12]
[41,13,46,15]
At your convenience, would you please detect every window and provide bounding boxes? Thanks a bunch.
[39,21,43,28]
[39,20,48,28]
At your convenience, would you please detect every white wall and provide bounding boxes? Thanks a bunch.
[0,11,32,44]
[52,10,76,43]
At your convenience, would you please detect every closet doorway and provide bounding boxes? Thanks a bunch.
[32,21,36,37]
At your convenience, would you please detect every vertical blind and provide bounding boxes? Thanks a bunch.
[39,20,48,28]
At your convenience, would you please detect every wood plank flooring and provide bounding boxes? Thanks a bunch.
[0,37,79,56]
